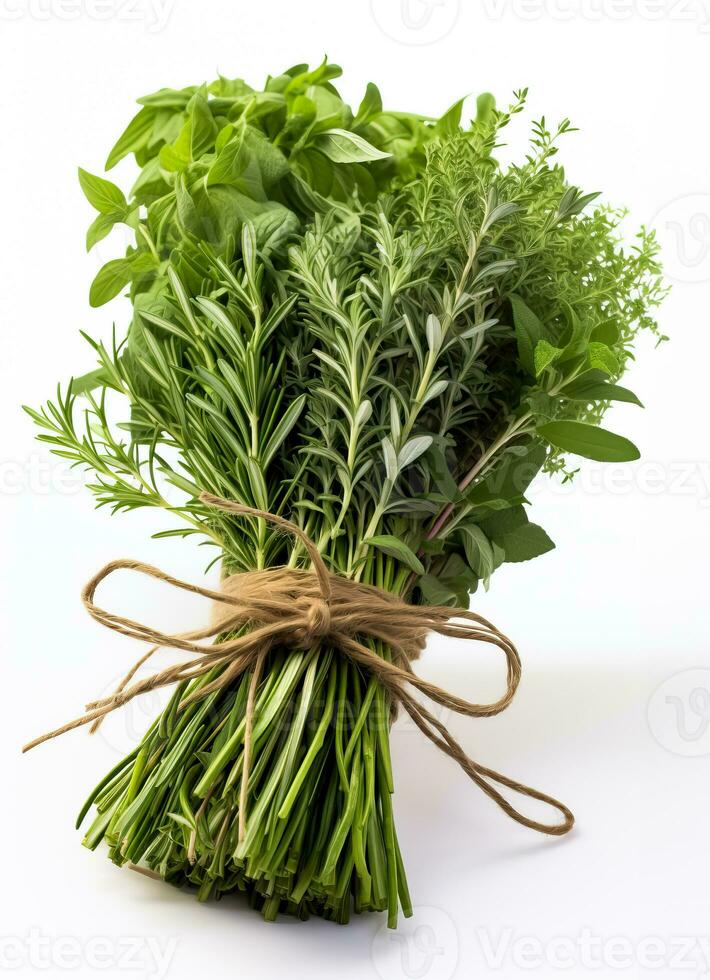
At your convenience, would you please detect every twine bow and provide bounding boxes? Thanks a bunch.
[23,492,574,840]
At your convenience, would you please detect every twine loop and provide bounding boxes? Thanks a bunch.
[23,492,574,842]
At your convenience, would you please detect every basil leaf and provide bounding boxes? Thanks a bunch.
[435,97,465,137]
[105,106,155,169]
[86,212,121,252]
[78,168,127,214]
[89,258,132,307]
[314,129,391,163]
[353,82,383,127]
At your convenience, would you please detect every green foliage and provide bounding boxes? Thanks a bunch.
[41,76,667,590]
[80,59,439,322]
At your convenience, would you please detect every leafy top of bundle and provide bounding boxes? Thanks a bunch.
[29,60,667,605]
[78,58,443,312]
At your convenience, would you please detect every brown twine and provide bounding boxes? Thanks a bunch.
[22,492,574,839]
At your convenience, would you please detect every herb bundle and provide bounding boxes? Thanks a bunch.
[25,61,665,928]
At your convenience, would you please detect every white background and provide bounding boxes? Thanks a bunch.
[2,2,709,978]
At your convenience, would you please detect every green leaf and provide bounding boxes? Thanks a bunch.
[207,132,247,187]
[587,342,619,376]
[362,535,424,575]
[495,522,555,563]
[381,436,398,482]
[175,177,220,243]
[479,504,528,538]
[428,442,460,503]
[353,82,382,127]
[250,202,299,253]
[208,126,289,195]
[314,129,391,164]
[475,92,496,125]
[158,136,191,173]
[466,442,546,508]
[138,85,196,109]
[262,395,307,467]
[70,368,108,396]
[590,320,620,345]
[510,294,544,376]
[563,379,643,407]
[397,435,433,469]
[78,168,127,214]
[556,186,601,220]
[86,211,121,251]
[89,258,132,307]
[105,106,155,169]
[159,93,217,173]
[425,314,442,352]
[435,97,465,136]
[534,339,563,376]
[537,421,640,462]
[187,91,218,159]
[419,574,457,606]
[477,505,553,563]
[460,524,495,578]
[419,554,478,606]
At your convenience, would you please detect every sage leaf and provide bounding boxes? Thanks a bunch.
[534,339,563,376]
[362,535,425,575]
[510,294,544,375]
[537,421,640,462]
[563,379,643,407]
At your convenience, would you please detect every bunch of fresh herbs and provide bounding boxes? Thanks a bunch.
[27,60,665,927]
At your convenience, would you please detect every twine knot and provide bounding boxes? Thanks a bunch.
[22,493,574,842]
[295,596,331,647]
